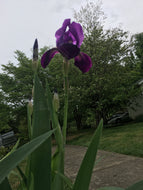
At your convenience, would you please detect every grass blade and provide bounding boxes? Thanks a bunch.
[73,119,103,190]
[0,129,55,184]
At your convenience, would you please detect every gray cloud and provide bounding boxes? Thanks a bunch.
[50,0,84,12]
[0,0,143,71]
[102,0,143,33]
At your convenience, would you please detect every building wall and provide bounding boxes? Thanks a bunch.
[128,94,143,120]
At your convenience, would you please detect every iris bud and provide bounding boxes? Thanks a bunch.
[33,39,38,71]
[33,39,38,61]
[53,90,60,112]
[28,100,33,116]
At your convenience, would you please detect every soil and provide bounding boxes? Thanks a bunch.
[62,145,143,189]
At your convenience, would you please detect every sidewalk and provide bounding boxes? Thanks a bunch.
[64,145,143,189]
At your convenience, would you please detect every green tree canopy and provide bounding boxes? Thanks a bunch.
[69,1,141,126]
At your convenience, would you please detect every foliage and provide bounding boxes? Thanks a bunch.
[71,1,141,126]
[0,51,33,135]
[0,104,11,133]
[0,91,11,132]
[0,48,50,137]
[17,118,29,144]
[0,146,9,159]
[0,51,33,107]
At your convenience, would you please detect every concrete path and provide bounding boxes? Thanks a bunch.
[64,145,143,189]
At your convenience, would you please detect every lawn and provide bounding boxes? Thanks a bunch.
[67,122,143,157]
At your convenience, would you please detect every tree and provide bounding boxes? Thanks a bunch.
[0,47,65,136]
[0,91,11,133]
[0,49,46,135]
[0,51,33,137]
[0,51,33,107]
[70,1,141,126]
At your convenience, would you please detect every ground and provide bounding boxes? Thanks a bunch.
[62,145,143,189]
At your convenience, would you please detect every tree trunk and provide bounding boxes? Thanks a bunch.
[73,108,82,130]
[95,111,102,128]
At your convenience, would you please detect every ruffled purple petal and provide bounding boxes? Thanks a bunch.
[69,22,84,48]
[55,19,71,44]
[41,48,59,68]
[58,43,80,60]
[74,52,92,73]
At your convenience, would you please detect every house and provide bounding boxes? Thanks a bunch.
[128,79,143,120]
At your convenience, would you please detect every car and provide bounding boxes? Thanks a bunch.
[107,112,131,125]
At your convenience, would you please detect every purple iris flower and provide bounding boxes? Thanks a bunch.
[41,19,92,73]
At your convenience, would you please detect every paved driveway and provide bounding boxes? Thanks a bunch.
[63,145,143,189]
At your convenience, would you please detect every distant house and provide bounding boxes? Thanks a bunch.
[128,79,143,120]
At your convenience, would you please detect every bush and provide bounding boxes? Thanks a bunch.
[0,146,9,159]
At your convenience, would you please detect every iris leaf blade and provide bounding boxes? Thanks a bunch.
[73,119,103,190]
[0,129,55,184]
[0,178,12,190]
[28,74,52,190]
[46,81,64,190]
[55,171,73,189]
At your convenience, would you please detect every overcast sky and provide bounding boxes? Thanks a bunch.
[0,0,143,70]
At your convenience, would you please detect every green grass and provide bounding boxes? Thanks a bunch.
[67,122,143,157]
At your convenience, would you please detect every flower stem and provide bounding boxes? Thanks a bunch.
[62,59,69,145]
